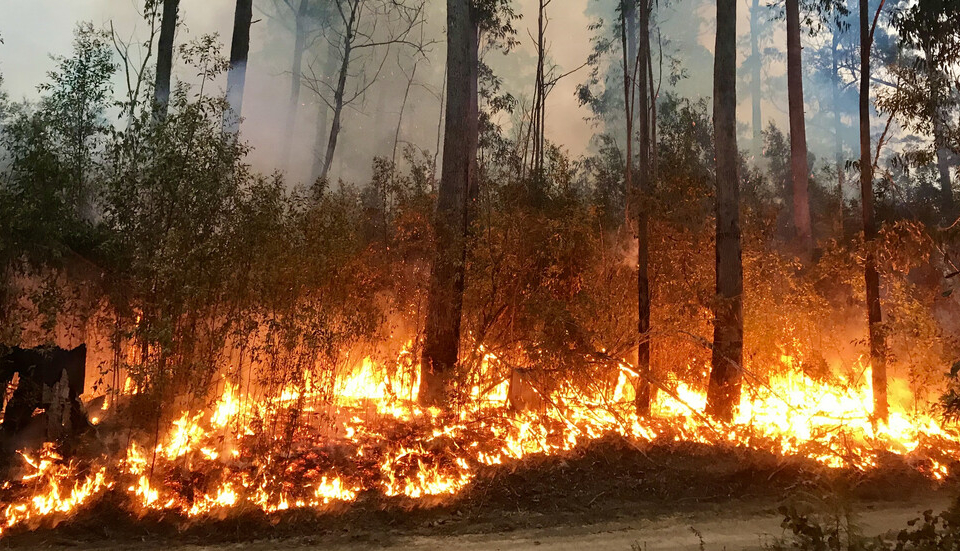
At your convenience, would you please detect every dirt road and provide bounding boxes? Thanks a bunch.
[47,495,945,551]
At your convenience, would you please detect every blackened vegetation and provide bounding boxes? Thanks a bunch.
[0,346,88,457]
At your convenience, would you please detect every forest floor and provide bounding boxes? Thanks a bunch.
[1,436,954,550]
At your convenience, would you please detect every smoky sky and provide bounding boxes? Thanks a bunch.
[0,0,862,185]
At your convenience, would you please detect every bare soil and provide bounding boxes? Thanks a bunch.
[1,436,954,549]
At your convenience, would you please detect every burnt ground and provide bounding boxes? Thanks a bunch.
[1,436,955,549]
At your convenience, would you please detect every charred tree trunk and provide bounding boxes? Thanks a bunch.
[786,0,814,255]
[633,0,652,416]
[419,0,479,407]
[224,0,254,135]
[154,0,180,118]
[860,0,887,421]
[750,0,763,157]
[706,0,743,422]
[283,0,311,169]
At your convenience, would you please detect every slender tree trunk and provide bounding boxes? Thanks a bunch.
[224,0,254,134]
[634,0,652,416]
[393,60,419,167]
[320,3,357,181]
[832,30,845,236]
[649,39,658,185]
[311,45,339,181]
[750,0,763,157]
[283,0,310,169]
[621,0,635,226]
[533,0,546,179]
[625,0,638,168]
[154,0,180,118]
[419,0,479,406]
[433,64,447,185]
[786,0,814,255]
[860,0,887,422]
[706,0,743,422]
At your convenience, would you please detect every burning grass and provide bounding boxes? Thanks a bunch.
[0,346,956,539]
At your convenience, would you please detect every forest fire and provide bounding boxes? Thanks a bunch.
[3,0,960,545]
[0,343,955,536]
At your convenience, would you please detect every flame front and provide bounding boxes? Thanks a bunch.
[0,344,956,536]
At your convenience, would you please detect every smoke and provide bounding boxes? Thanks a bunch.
[0,0,911,188]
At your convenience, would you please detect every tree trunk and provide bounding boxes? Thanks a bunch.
[320,2,358,182]
[621,0,636,232]
[224,0,254,134]
[832,29,844,236]
[634,0,652,417]
[311,45,339,181]
[154,0,180,118]
[705,0,743,422]
[392,60,419,167]
[419,0,479,407]
[860,0,887,422]
[283,0,310,169]
[786,0,814,255]
[750,0,762,157]
[649,40,658,185]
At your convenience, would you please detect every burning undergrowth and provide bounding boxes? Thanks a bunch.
[0,346,957,539]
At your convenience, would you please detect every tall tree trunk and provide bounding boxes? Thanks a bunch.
[634,0,652,416]
[320,2,358,182]
[620,0,634,229]
[154,0,180,118]
[786,0,814,255]
[649,39,658,185]
[625,0,638,168]
[283,0,310,169]
[533,0,546,180]
[860,0,887,422]
[832,29,845,236]
[224,0,254,135]
[706,0,743,422]
[419,0,479,406]
[750,0,762,157]
[521,0,548,184]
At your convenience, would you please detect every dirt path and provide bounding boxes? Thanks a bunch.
[51,495,945,551]
[371,499,949,551]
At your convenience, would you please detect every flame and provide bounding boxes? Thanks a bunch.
[1,344,957,536]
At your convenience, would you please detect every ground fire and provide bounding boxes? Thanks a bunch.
[0,340,955,536]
